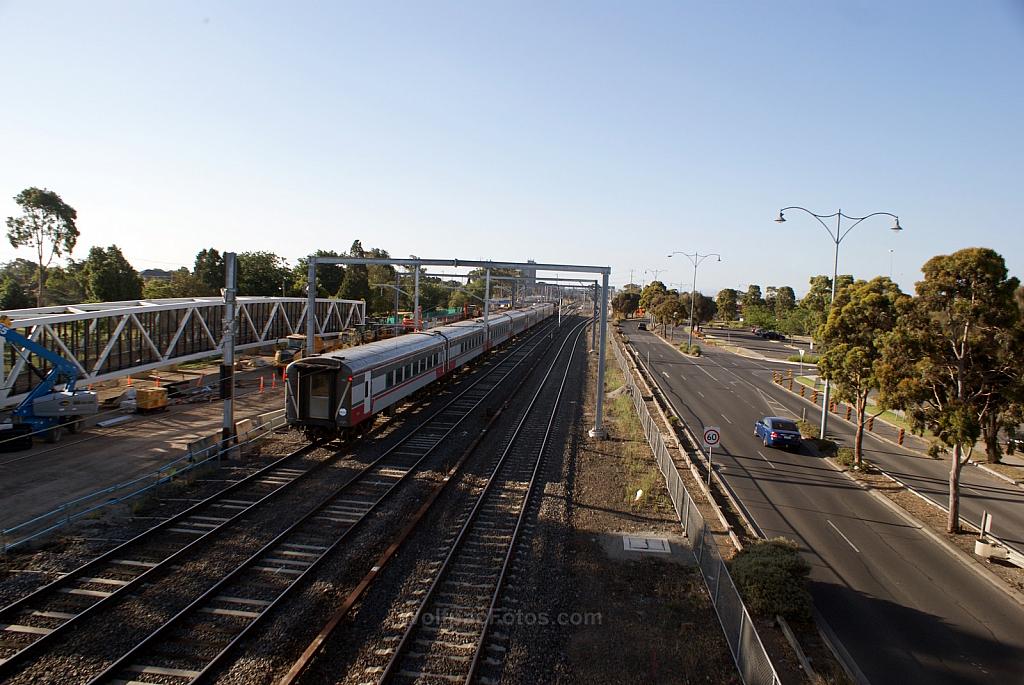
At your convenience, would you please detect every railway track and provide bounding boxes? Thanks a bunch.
[289,318,586,685]
[373,321,585,684]
[83,321,560,684]
[0,440,330,677]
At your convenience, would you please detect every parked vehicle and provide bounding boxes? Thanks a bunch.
[754,416,803,450]
[761,330,785,341]
[637,322,647,330]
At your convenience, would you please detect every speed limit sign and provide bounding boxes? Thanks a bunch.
[703,426,721,449]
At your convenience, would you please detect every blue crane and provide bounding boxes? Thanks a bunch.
[0,316,98,450]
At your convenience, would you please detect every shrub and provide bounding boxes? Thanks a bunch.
[786,353,819,364]
[796,419,818,439]
[731,538,812,620]
[679,344,701,356]
[835,446,855,468]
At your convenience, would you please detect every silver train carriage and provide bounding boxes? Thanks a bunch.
[286,303,554,438]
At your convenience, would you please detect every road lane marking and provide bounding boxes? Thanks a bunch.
[691,361,718,381]
[827,520,861,553]
[756,450,776,469]
[722,414,733,424]
[662,371,670,378]
[697,391,706,399]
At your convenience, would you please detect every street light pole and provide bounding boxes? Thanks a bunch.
[667,252,721,351]
[774,206,902,439]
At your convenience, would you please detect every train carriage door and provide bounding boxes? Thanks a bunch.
[363,371,372,414]
[305,371,332,420]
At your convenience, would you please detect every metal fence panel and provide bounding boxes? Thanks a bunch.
[612,334,780,685]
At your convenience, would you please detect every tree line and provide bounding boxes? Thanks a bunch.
[614,248,1024,535]
[612,278,846,337]
[2,187,505,316]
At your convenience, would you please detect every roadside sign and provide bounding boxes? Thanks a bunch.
[703,426,721,448]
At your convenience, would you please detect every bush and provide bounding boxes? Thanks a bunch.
[786,353,819,364]
[835,446,855,468]
[731,538,812,620]
[796,419,818,439]
[679,344,701,356]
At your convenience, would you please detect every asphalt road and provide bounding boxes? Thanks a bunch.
[624,321,1024,685]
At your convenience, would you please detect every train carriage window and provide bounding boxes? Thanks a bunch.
[407,363,414,377]
[386,370,394,388]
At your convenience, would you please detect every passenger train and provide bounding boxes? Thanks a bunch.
[285,303,555,439]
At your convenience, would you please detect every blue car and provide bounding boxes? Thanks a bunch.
[754,416,803,450]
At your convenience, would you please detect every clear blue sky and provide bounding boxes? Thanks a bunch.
[2,1,1022,295]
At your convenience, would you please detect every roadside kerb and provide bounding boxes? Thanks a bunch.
[610,334,781,685]
[621,339,754,548]
[639,324,865,684]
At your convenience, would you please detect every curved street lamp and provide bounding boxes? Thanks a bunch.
[667,251,722,351]
[774,206,902,439]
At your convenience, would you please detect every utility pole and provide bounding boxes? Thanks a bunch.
[221,252,237,456]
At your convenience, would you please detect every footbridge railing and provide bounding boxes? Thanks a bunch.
[0,297,364,408]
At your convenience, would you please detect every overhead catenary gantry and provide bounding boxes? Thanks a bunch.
[305,256,612,438]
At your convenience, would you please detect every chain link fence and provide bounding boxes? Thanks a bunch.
[611,338,780,685]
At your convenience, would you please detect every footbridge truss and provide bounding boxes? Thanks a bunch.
[0,297,365,409]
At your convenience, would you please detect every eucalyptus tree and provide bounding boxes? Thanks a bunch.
[878,248,1021,532]
[5,187,78,306]
[818,277,907,467]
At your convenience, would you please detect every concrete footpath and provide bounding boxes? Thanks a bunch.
[0,369,286,531]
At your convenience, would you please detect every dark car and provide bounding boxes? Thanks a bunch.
[761,330,785,341]
[754,416,803,450]
[637,322,647,330]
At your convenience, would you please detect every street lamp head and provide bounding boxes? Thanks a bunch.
[774,211,786,223]
[891,217,902,232]
[716,255,721,262]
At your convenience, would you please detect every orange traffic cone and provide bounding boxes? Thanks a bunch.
[155,376,161,388]
[127,376,133,387]
[259,376,265,393]
[271,374,277,390]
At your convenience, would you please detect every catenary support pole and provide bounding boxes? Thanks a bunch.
[483,269,491,322]
[394,271,401,336]
[221,252,238,452]
[306,257,316,357]
[413,266,421,331]
[590,271,610,439]
[590,282,597,351]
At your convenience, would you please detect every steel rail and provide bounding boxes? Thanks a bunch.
[86,319,558,684]
[378,320,588,683]
[276,317,581,685]
[0,439,327,676]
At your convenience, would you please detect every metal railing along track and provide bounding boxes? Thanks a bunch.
[0,440,328,676]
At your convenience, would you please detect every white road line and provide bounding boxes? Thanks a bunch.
[690,360,718,381]
[755,450,776,469]
[722,414,733,424]
[680,374,687,381]
[662,371,670,378]
[697,391,706,399]
[827,520,861,553]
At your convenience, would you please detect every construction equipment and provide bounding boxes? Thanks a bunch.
[273,333,350,367]
[0,316,98,450]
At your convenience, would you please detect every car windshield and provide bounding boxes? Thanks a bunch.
[772,420,798,432]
